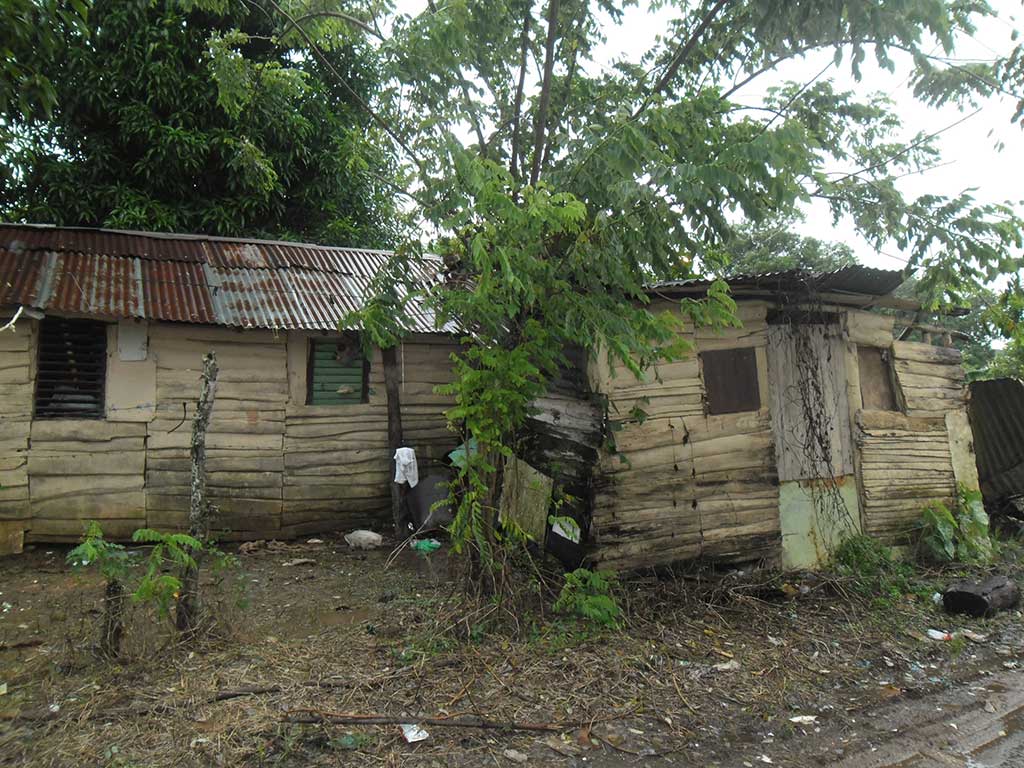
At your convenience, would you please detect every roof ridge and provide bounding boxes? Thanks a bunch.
[0,222,402,257]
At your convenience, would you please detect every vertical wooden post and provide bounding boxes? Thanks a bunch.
[381,345,406,537]
[176,351,219,636]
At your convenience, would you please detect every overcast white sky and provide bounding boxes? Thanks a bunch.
[395,1,1023,276]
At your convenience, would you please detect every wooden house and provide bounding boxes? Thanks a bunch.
[0,225,983,572]
[581,269,982,571]
[0,224,460,554]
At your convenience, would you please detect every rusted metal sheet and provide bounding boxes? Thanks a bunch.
[0,224,447,333]
[970,378,1024,501]
[0,249,46,306]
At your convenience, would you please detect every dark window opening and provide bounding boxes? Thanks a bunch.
[858,346,901,411]
[35,317,107,419]
[306,334,369,405]
[700,347,761,415]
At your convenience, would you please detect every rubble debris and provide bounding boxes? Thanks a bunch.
[943,575,1020,618]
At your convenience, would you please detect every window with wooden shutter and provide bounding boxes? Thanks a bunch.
[306,335,369,405]
[34,317,108,419]
[858,346,901,411]
[700,347,761,415]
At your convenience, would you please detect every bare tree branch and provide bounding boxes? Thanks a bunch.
[633,0,732,119]
[281,10,383,40]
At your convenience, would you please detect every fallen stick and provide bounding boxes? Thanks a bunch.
[212,685,282,701]
[283,708,564,733]
[0,639,44,651]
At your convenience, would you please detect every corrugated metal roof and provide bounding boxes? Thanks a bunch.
[970,378,1024,501]
[648,265,906,300]
[0,223,449,333]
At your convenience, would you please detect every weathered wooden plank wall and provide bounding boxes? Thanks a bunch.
[590,301,781,571]
[1,319,458,544]
[282,334,458,537]
[856,339,967,543]
[146,325,290,538]
[590,303,978,571]
[0,321,34,550]
[28,420,147,540]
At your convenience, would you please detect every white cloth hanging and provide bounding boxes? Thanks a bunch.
[393,446,419,488]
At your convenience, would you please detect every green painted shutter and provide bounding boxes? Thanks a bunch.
[308,338,367,405]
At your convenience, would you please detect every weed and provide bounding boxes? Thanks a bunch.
[833,535,913,599]
[330,732,373,751]
[947,633,968,658]
[920,484,993,564]
[553,568,623,628]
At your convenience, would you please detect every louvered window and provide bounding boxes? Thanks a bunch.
[306,335,368,405]
[35,317,107,419]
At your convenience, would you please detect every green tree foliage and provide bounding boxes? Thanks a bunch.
[46,2,1024,572]
[553,568,623,628]
[1,0,397,247]
[273,0,1024,570]
[0,1,89,128]
[714,217,857,276]
[896,275,1024,380]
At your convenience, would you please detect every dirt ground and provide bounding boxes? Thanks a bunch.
[2,534,1023,767]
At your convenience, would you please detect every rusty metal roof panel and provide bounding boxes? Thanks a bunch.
[46,252,145,319]
[0,249,47,306]
[0,223,449,333]
[140,260,217,325]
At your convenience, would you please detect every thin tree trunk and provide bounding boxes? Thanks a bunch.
[509,1,532,179]
[529,0,560,186]
[99,579,126,657]
[382,345,406,537]
[176,351,219,636]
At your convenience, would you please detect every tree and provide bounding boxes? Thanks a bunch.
[0,0,397,248]
[110,2,1024,572]
[715,217,857,276]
